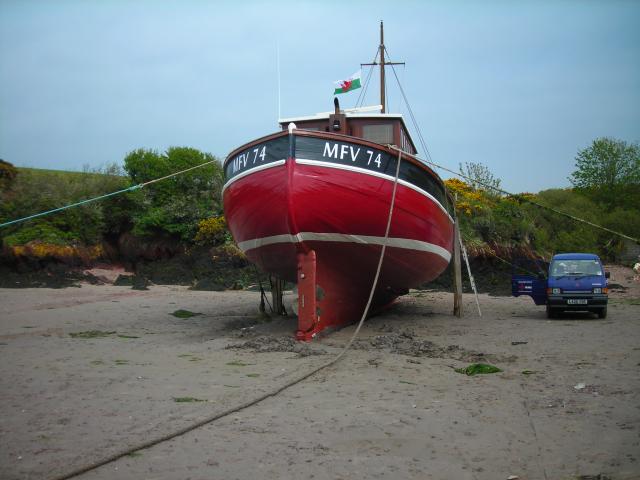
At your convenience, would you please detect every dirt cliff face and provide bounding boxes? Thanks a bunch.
[116,232,182,262]
[4,242,106,265]
[134,244,253,290]
[0,235,576,296]
[0,234,255,291]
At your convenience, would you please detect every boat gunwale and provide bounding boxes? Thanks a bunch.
[224,129,448,194]
[224,130,289,166]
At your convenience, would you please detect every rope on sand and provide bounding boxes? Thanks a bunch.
[49,151,404,480]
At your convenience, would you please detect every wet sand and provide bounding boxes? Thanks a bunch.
[1,266,639,480]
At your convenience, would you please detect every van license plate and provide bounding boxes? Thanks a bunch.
[567,299,587,305]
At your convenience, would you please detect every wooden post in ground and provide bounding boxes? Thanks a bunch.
[453,220,463,317]
[269,275,285,315]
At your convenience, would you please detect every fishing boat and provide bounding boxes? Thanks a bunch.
[222,23,455,340]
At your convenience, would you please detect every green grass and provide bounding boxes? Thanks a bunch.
[246,373,260,378]
[173,396,206,403]
[455,363,502,376]
[178,354,202,362]
[70,330,116,339]
[171,309,202,318]
[114,359,129,366]
[17,166,124,179]
[611,298,640,305]
[226,360,252,367]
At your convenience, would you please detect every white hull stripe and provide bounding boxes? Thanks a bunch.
[295,158,454,224]
[237,232,452,263]
[222,159,286,194]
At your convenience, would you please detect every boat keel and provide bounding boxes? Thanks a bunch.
[294,246,398,341]
[295,250,319,341]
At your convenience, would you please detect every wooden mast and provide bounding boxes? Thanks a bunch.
[379,21,386,114]
[362,21,404,114]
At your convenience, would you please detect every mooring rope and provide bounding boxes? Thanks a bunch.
[48,149,404,480]
[384,58,639,245]
[0,184,142,229]
[0,159,220,229]
[426,155,640,244]
[2,139,636,245]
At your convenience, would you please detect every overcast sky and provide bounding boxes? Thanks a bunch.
[1,0,638,193]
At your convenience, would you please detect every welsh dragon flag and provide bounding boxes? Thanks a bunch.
[333,70,361,94]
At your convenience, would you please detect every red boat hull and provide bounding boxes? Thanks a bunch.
[223,131,454,340]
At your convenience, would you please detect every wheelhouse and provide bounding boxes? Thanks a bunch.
[279,105,418,155]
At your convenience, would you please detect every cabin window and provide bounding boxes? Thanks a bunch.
[362,124,394,145]
[400,128,414,154]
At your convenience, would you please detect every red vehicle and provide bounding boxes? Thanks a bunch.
[222,25,455,340]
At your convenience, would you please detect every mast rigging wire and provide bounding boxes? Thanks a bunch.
[356,51,378,108]
[384,46,435,167]
[383,47,639,245]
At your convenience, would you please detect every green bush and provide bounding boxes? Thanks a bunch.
[124,147,224,242]
[2,223,75,247]
[0,165,132,247]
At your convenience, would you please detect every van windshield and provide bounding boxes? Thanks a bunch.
[550,259,603,277]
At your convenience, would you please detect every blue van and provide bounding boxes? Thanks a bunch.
[512,253,609,318]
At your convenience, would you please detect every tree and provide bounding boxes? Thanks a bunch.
[569,138,640,208]
[0,159,17,190]
[123,147,224,241]
[528,188,602,255]
[459,161,502,195]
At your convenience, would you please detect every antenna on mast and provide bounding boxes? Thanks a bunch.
[361,21,404,113]
[277,41,281,124]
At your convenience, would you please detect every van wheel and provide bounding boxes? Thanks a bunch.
[546,305,556,319]
[597,307,607,319]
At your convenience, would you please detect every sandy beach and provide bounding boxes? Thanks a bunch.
[1,266,639,480]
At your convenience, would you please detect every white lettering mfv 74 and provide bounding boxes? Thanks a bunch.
[322,141,381,168]
[366,150,382,168]
[231,145,267,174]
[323,142,338,158]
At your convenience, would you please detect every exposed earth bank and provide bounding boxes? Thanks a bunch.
[0,244,543,298]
